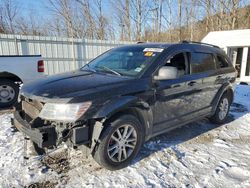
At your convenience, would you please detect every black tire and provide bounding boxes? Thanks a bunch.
[0,79,19,108]
[92,114,144,170]
[209,93,231,124]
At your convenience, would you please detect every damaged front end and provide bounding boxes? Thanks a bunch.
[13,96,103,155]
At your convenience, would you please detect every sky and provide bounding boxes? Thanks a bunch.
[17,0,111,17]
[18,0,48,14]
[10,0,250,19]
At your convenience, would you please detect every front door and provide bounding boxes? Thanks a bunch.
[152,52,203,133]
[152,51,221,134]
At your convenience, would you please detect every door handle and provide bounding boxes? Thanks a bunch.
[188,81,197,86]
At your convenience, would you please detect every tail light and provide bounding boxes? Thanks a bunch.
[38,60,44,72]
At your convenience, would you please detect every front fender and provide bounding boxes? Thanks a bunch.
[93,96,149,119]
[92,96,153,141]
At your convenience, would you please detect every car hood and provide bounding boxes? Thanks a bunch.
[20,70,136,103]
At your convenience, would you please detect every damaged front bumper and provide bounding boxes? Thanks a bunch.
[13,111,57,148]
[13,110,92,149]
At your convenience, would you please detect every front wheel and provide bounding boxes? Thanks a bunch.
[92,115,144,170]
[210,93,231,124]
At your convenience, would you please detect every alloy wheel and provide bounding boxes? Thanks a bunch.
[107,124,137,162]
[218,98,229,120]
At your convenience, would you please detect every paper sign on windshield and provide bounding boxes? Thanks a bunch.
[143,48,164,53]
[144,51,154,57]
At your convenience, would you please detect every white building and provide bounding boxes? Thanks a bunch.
[202,29,250,83]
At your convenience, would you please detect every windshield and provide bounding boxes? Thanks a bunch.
[81,46,164,77]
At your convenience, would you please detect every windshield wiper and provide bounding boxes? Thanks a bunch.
[97,66,122,76]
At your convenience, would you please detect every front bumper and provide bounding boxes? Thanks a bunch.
[13,111,57,148]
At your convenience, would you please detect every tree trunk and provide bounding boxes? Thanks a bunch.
[178,0,182,41]
[125,0,131,40]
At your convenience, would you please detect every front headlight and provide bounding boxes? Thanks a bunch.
[39,102,92,121]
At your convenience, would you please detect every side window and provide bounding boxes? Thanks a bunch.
[190,52,215,74]
[165,52,189,77]
[216,55,229,68]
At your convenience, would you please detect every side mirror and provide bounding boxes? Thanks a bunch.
[154,66,178,80]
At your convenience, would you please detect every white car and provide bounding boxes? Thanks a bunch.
[0,55,46,108]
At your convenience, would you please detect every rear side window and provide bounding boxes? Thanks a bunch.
[190,52,215,74]
[216,55,229,68]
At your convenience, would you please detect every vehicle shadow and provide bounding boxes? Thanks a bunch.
[133,102,249,165]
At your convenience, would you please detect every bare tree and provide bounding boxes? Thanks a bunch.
[184,0,198,40]
[94,0,107,40]
[125,0,131,40]
[0,0,19,34]
[133,0,143,40]
[158,0,163,34]
[167,0,173,41]
[0,5,6,33]
[112,0,132,40]
[75,0,96,39]
[203,0,213,32]
[178,0,183,41]
[230,0,241,29]
[15,10,49,36]
[0,0,250,42]
[48,0,81,38]
[148,0,165,41]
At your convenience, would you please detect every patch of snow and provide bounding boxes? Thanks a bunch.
[0,84,250,187]
[0,114,59,187]
[234,85,250,111]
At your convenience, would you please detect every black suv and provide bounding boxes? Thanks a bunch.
[13,41,236,170]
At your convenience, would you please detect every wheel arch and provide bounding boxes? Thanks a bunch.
[91,96,153,145]
[102,106,152,139]
[0,72,23,83]
[225,87,234,104]
[211,83,234,114]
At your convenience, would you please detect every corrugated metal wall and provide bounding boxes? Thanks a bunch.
[0,34,133,75]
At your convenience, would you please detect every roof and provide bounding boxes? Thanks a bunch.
[118,42,223,54]
[133,42,172,48]
[202,29,250,48]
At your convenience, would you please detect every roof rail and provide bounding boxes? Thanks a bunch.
[181,40,220,48]
[136,41,145,44]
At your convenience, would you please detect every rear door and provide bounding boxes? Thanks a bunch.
[188,52,219,111]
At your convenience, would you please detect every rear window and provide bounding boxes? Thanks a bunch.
[216,55,229,68]
[190,52,216,73]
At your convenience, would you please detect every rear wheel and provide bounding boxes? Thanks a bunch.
[210,93,231,124]
[92,115,144,170]
[0,79,19,108]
